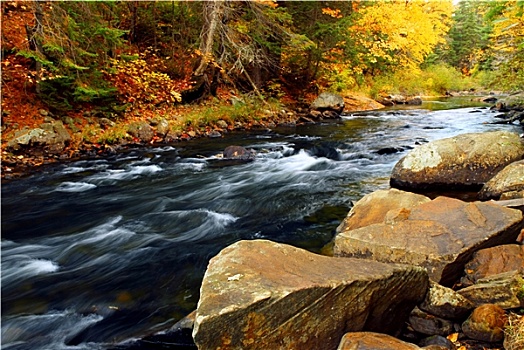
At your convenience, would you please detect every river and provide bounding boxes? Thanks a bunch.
[1,98,521,349]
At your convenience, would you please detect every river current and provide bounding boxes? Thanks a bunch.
[2,98,521,349]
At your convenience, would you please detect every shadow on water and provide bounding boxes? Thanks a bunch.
[1,97,520,349]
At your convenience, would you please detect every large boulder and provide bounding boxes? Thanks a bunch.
[311,92,345,114]
[336,189,431,233]
[333,195,523,286]
[193,240,429,350]
[390,131,524,191]
[479,160,524,200]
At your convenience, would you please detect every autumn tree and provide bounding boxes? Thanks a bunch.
[348,0,453,75]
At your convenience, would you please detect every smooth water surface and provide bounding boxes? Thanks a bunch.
[2,99,520,349]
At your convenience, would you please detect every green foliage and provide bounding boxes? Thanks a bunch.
[16,50,55,69]
[366,64,476,98]
[38,75,118,112]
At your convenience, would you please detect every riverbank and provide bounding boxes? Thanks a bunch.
[1,91,383,181]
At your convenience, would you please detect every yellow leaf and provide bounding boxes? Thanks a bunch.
[447,333,459,343]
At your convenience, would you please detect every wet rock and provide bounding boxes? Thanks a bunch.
[310,92,345,114]
[222,145,255,160]
[126,121,154,143]
[419,281,474,320]
[334,196,523,286]
[461,304,507,343]
[375,146,409,155]
[390,131,524,191]
[337,332,421,350]
[479,160,524,200]
[461,244,524,286]
[336,188,431,234]
[458,271,524,309]
[193,239,428,350]
[409,307,455,337]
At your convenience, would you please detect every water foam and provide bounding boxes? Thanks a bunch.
[56,182,97,192]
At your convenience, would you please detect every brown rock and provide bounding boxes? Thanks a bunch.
[343,94,385,112]
[193,240,429,350]
[458,271,524,309]
[337,332,420,350]
[390,131,524,191]
[462,304,507,342]
[337,189,431,233]
[461,244,524,286]
[479,160,524,200]
[419,281,474,320]
[334,196,523,286]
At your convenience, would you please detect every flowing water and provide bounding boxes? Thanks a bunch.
[2,98,521,349]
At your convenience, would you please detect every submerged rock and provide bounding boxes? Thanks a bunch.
[334,195,523,286]
[193,239,428,350]
[390,131,524,192]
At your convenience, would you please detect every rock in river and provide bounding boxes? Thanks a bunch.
[390,131,524,191]
[193,239,428,350]
[333,194,523,286]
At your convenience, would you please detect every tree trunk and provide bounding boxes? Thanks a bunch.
[182,1,225,103]
[27,0,45,93]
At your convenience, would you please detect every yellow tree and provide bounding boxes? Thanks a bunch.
[349,0,453,75]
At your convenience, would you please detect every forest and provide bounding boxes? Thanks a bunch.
[1,0,524,160]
